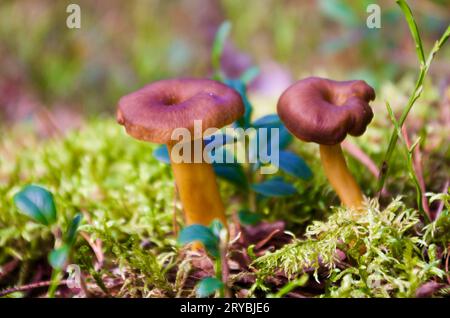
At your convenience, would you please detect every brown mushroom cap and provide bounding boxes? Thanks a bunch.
[117,78,244,144]
[277,77,375,145]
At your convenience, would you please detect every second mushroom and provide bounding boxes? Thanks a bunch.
[277,77,375,209]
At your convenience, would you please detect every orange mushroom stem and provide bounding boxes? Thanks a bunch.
[319,144,364,208]
[167,140,227,226]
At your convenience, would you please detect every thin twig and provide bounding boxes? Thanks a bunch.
[36,107,63,137]
[0,259,19,281]
[80,232,104,269]
[80,211,104,269]
[0,280,68,297]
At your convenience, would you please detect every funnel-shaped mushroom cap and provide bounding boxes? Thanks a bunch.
[277,77,375,145]
[117,78,244,144]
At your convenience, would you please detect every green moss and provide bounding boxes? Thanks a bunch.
[253,197,448,297]
[0,119,175,264]
[1,118,448,297]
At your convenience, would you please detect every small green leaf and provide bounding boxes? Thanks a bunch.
[204,133,235,149]
[238,209,263,226]
[213,161,248,189]
[396,0,425,64]
[240,66,260,84]
[278,125,293,149]
[196,277,224,298]
[270,274,309,298]
[252,114,281,128]
[252,115,293,151]
[212,21,231,77]
[319,0,358,27]
[224,79,253,129]
[64,213,82,246]
[278,150,313,180]
[13,185,57,225]
[178,225,219,258]
[153,145,170,164]
[48,244,70,270]
[209,219,224,238]
[251,178,297,197]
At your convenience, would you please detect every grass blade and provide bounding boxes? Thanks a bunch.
[396,0,425,65]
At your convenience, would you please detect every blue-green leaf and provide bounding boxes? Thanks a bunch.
[278,125,293,149]
[238,209,263,226]
[48,244,70,270]
[278,150,313,180]
[213,161,248,189]
[64,213,82,246]
[251,178,297,197]
[13,185,57,225]
[153,145,170,164]
[209,219,224,238]
[224,79,253,129]
[252,115,293,150]
[204,134,235,149]
[196,277,224,298]
[253,114,281,128]
[178,225,219,258]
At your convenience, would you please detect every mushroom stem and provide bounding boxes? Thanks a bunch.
[319,144,364,209]
[167,141,227,227]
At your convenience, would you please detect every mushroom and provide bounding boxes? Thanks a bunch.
[277,77,375,209]
[117,78,244,227]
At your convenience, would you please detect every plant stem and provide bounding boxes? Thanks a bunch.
[47,269,62,298]
[376,10,449,193]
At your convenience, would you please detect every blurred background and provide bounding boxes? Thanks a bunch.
[0,0,449,133]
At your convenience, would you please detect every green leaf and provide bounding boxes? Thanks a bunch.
[278,150,313,180]
[209,219,224,238]
[238,209,263,226]
[377,8,449,193]
[153,145,170,164]
[252,115,293,150]
[224,78,253,129]
[196,277,224,298]
[13,185,57,225]
[48,244,70,270]
[396,0,425,65]
[213,161,248,189]
[253,114,281,128]
[319,0,358,27]
[240,66,260,84]
[270,274,309,298]
[204,134,235,149]
[278,125,293,149]
[178,225,219,258]
[212,21,231,78]
[251,177,297,197]
[64,213,82,246]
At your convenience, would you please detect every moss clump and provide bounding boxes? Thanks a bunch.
[0,119,175,269]
[253,197,448,297]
